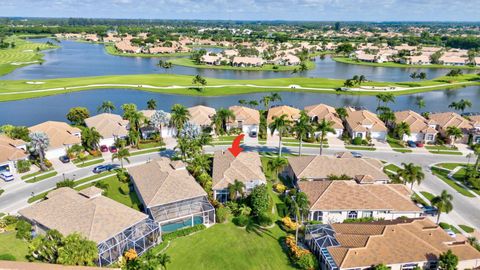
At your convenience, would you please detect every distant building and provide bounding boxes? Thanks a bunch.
[84,113,129,147]
[29,121,81,159]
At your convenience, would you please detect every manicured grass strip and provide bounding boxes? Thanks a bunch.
[384,164,401,173]
[0,189,4,196]
[20,169,52,180]
[25,171,58,183]
[0,232,29,262]
[459,224,475,233]
[431,167,474,198]
[412,192,429,206]
[138,142,165,149]
[73,171,116,187]
[420,191,435,202]
[130,147,166,156]
[72,154,98,164]
[345,146,376,151]
[28,191,49,203]
[436,163,467,170]
[425,145,462,155]
[75,158,105,168]
[439,222,461,234]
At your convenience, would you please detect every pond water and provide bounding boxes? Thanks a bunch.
[1,38,472,82]
[1,86,479,126]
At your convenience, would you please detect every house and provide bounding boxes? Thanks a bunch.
[0,261,120,270]
[273,54,301,66]
[345,109,387,141]
[304,104,344,137]
[148,46,176,54]
[468,115,480,144]
[305,218,480,270]
[84,113,129,147]
[394,110,438,142]
[84,34,99,42]
[429,112,474,144]
[200,54,223,65]
[267,105,301,134]
[114,41,141,53]
[0,135,28,175]
[29,121,81,159]
[212,151,266,202]
[232,56,264,67]
[404,55,431,65]
[128,158,215,232]
[227,106,260,135]
[439,55,468,66]
[19,187,160,266]
[298,180,422,222]
[285,155,390,184]
[139,110,174,138]
[187,105,216,129]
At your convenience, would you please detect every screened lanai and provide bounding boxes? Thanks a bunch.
[305,224,340,270]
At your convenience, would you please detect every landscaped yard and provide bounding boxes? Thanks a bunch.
[436,163,467,170]
[158,221,294,270]
[431,167,474,198]
[0,232,29,261]
[386,137,412,153]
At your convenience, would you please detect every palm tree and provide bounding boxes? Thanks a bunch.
[409,72,418,79]
[213,108,235,135]
[268,114,292,157]
[375,93,396,108]
[431,190,453,224]
[358,75,366,85]
[29,132,50,171]
[192,74,207,90]
[267,157,288,180]
[448,99,472,113]
[97,100,115,113]
[343,79,355,88]
[377,106,396,127]
[285,190,310,244]
[418,72,427,80]
[81,127,103,150]
[260,95,272,111]
[170,104,190,134]
[446,126,463,146]
[398,163,424,189]
[293,111,313,155]
[147,99,157,110]
[335,107,348,121]
[188,154,211,177]
[248,100,259,108]
[270,93,282,104]
[158,253,171,270]
[112,147,130,169]
[228,180,246,200]
[316,119,335,156]
[393,121,411,140]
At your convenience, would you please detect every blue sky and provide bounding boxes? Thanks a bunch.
[1,0,479,21]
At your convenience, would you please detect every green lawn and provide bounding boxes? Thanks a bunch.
[333,57,480,70]
[431,167,474,198]
[436,163,467,170]
[25,171,58,183]
[20,168,51,180]
[75,158,105,168]
[0,36,58,76]
[345,146,376,151]
[420,191,435,202]
[459,224,475,233]
[0,232,29,261]
[130,147,166,156]
[386,137,412,153]
[411,192,429,206]
[384,164,401,173]
[138,141,165,149]
[425,145,462,155]
[160,220,294,270]
[170,57,315,72]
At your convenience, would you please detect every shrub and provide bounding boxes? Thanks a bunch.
[344,217,377,223]
[44,159,53,168]
[232,215,249,227]
[282,217,298,231]
[16,160,31,173]
[296,253,318,270]
[119,184,130,195]
[0,254,16,261]
[56,179,75,188]
[2,215,18,226]
[352,137,363,145]
[215,206,230,223]
[162,224,206,241]
[256,213,273,227]
[89,150,102,157]
[117,171,130,183]
[276,203,287,218]
[273,183,286,193]
[15,220,32,240]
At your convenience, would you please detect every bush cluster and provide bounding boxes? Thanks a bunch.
[162,224,206,242]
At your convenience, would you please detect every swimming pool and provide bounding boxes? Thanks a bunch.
[161,216,204,233]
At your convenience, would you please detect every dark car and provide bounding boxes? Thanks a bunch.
[407,140,417,148]
[59,155,70,163]
[93,164,119,174]
[109,146,118,153]
[249,130,257,138]
[422,206,438,216]
[100,145,109,152]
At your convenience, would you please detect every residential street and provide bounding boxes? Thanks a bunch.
[1,144,479,231]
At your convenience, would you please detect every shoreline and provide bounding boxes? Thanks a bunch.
[332,57,480,70]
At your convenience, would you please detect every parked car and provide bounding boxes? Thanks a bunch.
[93,164,119,174]
[100,145,109,152]
[444,229,456,238]
[249,130,257,138]
[350,152,363,158]
[407,140,417,148]
[0,171,14,182]
[109,146,118,153]
[59,155,70,163]
[415,141,424,147]
[422,206,438,216]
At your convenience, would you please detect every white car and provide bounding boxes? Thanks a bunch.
[0,171,14,182]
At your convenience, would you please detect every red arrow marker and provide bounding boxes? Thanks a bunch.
[228,134,245,157]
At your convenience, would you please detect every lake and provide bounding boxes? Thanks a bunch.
[1,86,479,126]
[1,38,472,82]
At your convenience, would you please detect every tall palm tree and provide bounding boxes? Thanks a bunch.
[188,154,211,177]
[335,107,348,121]
[260,95,272,111]
[446,126,463,146]
[449,99,472,113]
[170,104,190,134]
[316,119,335,156]
[147,99,157,110]
[228,180,246,200]
[357,75,366,85]
[431,190,453,224]
[112,147,130,169]
[97,101,115,113]
[213,108,235,135]
[267,157,288,180]
[248,100,259,108]
[268,114,292,157]
[394,121,411,140]
[375,93,396,108]
[81,127,103,150]
[192,74,207,89]
[398,163,425,189]
[285,190,310,244]
[29,132,50,171]
[377,106,396,127]
[293,111,313,155]
[270,93,282,104]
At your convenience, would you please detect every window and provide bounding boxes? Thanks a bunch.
[313,211,323,221]
[356,133,362,138]
[347,211,358,219]
[362,211,373,218]
[427,134,434,141]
